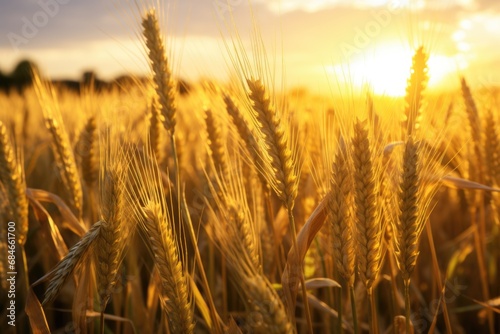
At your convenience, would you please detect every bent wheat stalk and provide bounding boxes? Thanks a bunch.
[43,221,102,305]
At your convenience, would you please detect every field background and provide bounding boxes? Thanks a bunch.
[1,1,500,333]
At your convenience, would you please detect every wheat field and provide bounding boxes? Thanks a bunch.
[1,3,500,334]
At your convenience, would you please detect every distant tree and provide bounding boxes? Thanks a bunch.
[0,69,8,92]
[82,71,96,86]
[7,60,40,92]
[10,59,39,83]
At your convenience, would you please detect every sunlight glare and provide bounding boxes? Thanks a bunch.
[328,44,463,97]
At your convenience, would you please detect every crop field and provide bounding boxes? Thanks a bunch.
[0,1,499,333]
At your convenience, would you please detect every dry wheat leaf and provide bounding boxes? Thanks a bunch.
[190,275,214,331]
[28,188,86,236]
[303,278,341,290]
[27,192,68,260]
[440,175,500,192]
[282,193,329,315]
[25,288,50,334]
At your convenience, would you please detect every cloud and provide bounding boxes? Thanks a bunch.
[1,0,499,91]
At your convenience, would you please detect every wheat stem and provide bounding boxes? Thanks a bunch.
[349,285,359,334]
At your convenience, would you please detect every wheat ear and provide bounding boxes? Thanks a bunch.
[45,116,83,219]
[78,115,98,188]
[127,143,194,333]
[205,108,229,177]
[461,77,481,145]
[351,119,383,291]
[208,161,263,273]
[394,137,422,282]
[246,78,311,327]
[484,110,500,186]
[149,98,163,161]
[95,165,125,310]
[207,206,293,333]
[224,94,268,189]
[403,46,428,137]
[328,140,355,287]
[0,121,28,246]
[142,205,194,333]
[246,78,298,210]
[142,9,176,134]
[352,119,386,334]
[34,75,83,219]
[461,76,495,334]
[393,136,431,334]
[461,77,485,182]
[245,275,295,334]
[43,221,102,305]
[227,203,261,272]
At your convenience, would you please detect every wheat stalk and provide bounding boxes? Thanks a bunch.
[403,46,428,137]
[397,136,421,334]
[149,98,163,161]
[246,79,298,210]
[205,108,229,177]
[33,74,84,219]
[394,136,421,282]
[142,9,176,134]
[484,110,500,186]
[127,143,194,333]
[0,121,28,246]
[461,77,485,185]
[244,275,294,334]
[45,116,83,219]
[351,119,383,291]
[78,115,98,188]
[43,221,102,305]
[206,205,293,333]
[328,140,355,287]
[94,132,130,312]
[224,94,269,189]
[142,204,194,333]
[228,203,261,271]
[245,78,311,327]
[461,77,481,146]
[95,168,125,310]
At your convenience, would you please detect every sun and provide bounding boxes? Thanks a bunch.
[327,44,462,97]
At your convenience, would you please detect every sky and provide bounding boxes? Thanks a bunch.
[0,0,499,95]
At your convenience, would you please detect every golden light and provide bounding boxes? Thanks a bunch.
[327,44,464,97]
